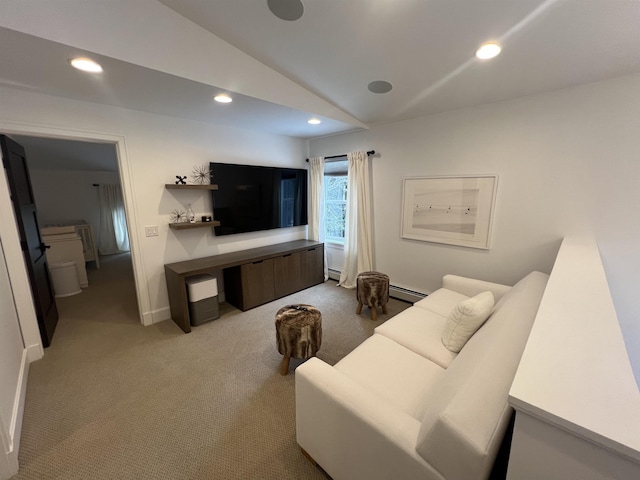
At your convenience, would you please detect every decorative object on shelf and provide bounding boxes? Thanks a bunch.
[186,203,196,223]
[201,215,212,222]
[191,163,211,185]
[170,209,187,224]
[175,175,187,185]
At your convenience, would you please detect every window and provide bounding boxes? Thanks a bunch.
[324,174,348,244]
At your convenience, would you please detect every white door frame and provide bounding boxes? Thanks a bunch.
[0,121,152,343]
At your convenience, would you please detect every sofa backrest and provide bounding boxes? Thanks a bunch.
[415,271,549,480]
[442,274,512,303]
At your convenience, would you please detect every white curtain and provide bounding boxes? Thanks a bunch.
[339,151,373,288]
[308,156,328,280]
[97,183,130,255]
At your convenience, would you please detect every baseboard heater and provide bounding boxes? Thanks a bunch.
[327,269,426,304]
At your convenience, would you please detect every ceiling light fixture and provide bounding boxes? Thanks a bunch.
[475,42,502,60]
[307,118,321,125]
[69,57,103,73]
[214,93,233,103]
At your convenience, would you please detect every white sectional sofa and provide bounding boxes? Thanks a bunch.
[296,271,549,480]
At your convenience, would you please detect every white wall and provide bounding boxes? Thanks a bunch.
[0,239,25,479]
[30,169,120,243]
[0,155,41,479]
[0,86,308,328]
[309,73,640,380]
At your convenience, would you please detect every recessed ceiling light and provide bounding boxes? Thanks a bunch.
[268,0,304,21]
[214,93,233,103]
[368,80,393,94]
[475,42,502,60]
[69,57,103,73]
[307,118,321,125]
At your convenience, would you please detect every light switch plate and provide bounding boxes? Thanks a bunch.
[145,225,159,237]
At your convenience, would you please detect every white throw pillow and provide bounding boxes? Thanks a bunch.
[441,291,495,353]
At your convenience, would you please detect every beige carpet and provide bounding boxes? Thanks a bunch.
[15,253,410,479]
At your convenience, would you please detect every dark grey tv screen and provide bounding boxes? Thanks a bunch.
[210,162,308,236]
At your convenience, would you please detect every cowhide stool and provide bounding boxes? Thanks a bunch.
[356,271,390,321]
[275,304,322,375]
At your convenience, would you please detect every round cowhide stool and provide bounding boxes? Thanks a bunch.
[356,271,390,321]
[275,304,322,375]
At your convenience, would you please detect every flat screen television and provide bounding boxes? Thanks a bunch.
[210,162,308,236]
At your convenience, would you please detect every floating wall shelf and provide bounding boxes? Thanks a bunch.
[165,184,218,190]
[165,183,219,231]
[169,221,220,230]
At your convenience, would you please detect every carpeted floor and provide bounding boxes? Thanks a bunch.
[14,253,410,479]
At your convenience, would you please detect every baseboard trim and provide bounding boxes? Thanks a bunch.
[147,307,171,325]
[389,285,426,303]
[328,269,340,281]
[4,349,30,476]
[25,343,43,363]
[327,269,425,303]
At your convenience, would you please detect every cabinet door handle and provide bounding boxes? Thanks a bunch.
[253,260,263,265]
[282,254,292,257]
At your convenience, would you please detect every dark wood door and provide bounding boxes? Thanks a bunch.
[1,135,58,347]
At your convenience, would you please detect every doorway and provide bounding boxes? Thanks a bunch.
[0,129,143,348]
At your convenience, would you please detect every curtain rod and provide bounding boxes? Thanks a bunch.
[306,150,376,162]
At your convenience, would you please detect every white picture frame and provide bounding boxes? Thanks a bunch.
[401,175,498,249]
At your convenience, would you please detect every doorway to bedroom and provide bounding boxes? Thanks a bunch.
[6,134,139,343]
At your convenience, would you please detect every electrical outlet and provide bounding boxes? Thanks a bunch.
[145,225,159,237]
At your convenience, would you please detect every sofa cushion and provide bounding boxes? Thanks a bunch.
[335,334,445,421]
[375,307,458,368]
[413,288,469,317]
[441,291,495,353]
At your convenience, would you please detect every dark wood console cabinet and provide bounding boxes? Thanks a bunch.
[164,240,323,333]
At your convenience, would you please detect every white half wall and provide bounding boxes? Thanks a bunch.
[508,237,640,479]
[309,73,640,381]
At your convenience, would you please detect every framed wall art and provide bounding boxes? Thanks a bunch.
[401,175,498,249]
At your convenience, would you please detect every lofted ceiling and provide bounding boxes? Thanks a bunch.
[1,0,640,146]
[161,0,640,126]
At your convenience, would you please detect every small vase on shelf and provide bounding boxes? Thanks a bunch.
[186,203,196,223]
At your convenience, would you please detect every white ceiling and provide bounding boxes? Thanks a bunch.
[160,0,640,126]
[2,0,640,166]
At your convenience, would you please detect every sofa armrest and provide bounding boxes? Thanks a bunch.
[296,357,443,480]
[442,274,511,302]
